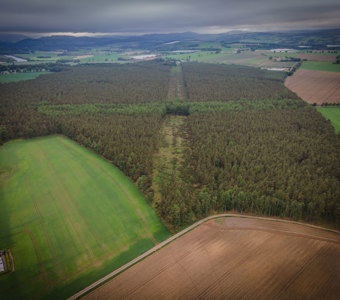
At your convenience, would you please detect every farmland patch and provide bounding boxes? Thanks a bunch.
[300,61,340,73]
[84,217,340,300]
[297,53,337,62]
[0,135,169,299]
[285,69,340,104]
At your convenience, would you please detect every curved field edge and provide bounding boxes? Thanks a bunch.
[0,135,170,300]
[317,106,340,133]
[71,213,340,300]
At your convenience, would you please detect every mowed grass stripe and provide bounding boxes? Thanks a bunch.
[0,135,170,300]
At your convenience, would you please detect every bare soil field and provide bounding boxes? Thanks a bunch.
[84,217,340,300]
[297,54,336,62]
[285,69,340,104]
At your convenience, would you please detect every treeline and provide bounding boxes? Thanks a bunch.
[156,108,340,227]
[182,63,299,102]
[56,114,162,196]
[0,107,162,198]
[320,103,340,107]
[36,97,306,118]
[0,63,170,197]
[38,103,167,116]
[0,107,58,142]
[0,63,71,73]
[0,62,170,105]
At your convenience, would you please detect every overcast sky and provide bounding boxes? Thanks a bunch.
[1,0,340,36]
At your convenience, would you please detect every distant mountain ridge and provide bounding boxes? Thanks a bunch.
[0,33,29,43]
[0,29,339,53]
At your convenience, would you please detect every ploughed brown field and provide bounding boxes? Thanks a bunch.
[84,217,340,300]
[285,69,340,104]
[297,54,336,62]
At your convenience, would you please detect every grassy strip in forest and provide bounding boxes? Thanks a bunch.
[151,116,188,228]
[0,136,170,299]
[317,106,340,133]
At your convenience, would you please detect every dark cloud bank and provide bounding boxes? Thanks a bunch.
[1,0,340,35]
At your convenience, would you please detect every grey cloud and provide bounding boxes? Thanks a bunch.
[1,0,340,34]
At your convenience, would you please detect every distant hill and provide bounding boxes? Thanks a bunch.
[0,29,339,53]
[0,33,28,43]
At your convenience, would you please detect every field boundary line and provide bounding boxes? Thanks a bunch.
[68,213,340,300]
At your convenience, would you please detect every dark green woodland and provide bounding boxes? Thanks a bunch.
[1,61,339,229]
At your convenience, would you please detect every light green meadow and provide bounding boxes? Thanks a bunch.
[0,72,52,83]
[0,135,169,299]
[301,61,340,73]
[317,106,340,133]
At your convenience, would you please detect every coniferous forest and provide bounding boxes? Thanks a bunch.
[1,61,339,229]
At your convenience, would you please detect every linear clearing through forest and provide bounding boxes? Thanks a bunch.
[151,64,189,227]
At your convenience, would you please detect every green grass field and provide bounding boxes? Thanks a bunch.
[78,53,129,63]
[0,135,170,299]
[0,72,52,83]
[317,106,340,133]
[162,51,223,62]
[301,61,340,73]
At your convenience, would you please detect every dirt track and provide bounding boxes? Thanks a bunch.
[285,69,340,104]
[82,216,340,300]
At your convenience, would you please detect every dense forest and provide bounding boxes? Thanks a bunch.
[1,62,339,229]
[182,63,299,102]
[157,109,340,226]
[0,62,170,105]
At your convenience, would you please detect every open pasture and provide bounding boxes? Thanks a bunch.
[0,135,169,299]
[285,69,340,105]
[84,217,340,300]
[300,61,340,73]
[162,50,222,62]
[0,71,52,83]
[317,106,340,133]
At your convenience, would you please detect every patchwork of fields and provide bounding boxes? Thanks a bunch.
[1,51,130,65]
[0,135,169,299]
[84,217,340,300]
